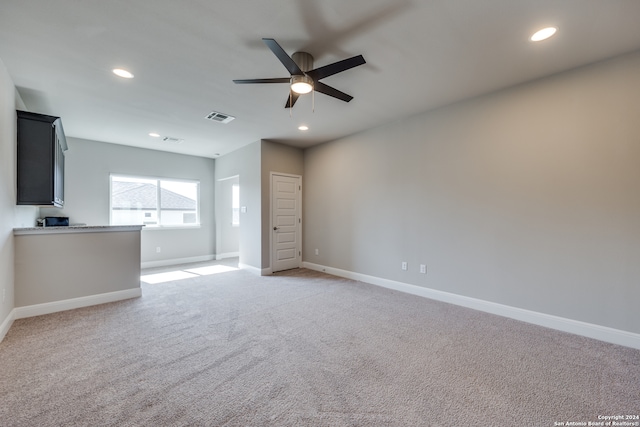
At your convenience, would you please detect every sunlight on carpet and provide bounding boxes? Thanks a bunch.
[185,265,238,276]
[141,265,238,284]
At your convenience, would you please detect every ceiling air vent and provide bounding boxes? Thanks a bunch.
[162,136,184,144]
[205,111,235,124]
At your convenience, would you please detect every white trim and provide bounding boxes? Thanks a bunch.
[0,309,16,343]
[302,262,640,350]
[261,267,273,276]
[141,254,215,269]
[216,252,239,260]
[13,288,142,320]
[239,263,271,276]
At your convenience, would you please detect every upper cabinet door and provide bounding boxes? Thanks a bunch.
[16,110,67,207]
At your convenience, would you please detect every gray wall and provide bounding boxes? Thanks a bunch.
[0,58,38,333]
[40,137,216,265]
[303,50,640,334]
[15,230,141,306]
[215,141,262,269]
[0,58,17,331]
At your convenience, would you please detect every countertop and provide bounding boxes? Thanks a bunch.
[13,225,144,235]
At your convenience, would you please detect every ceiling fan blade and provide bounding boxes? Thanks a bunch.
[262,38,304,76]
[285,91,301,108]
[314,81,353,102]
[233,77,290,84]
[307,55,366,80]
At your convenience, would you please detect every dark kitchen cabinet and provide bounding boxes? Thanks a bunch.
[16,110,68,207]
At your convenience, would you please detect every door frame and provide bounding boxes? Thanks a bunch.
[270,172,302,273]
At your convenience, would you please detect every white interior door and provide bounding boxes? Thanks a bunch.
[271,173,301,273]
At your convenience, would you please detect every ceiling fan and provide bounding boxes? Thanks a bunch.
[233,38,366,108]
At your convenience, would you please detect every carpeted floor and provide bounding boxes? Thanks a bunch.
[1,261,639,426]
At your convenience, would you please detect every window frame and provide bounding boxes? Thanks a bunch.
[109,174,201,229]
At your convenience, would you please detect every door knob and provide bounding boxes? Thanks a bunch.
[273,226,279,231]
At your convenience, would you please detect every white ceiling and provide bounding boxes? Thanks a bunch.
[1,0,640,159]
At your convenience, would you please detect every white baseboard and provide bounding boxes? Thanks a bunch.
[13,288,142,320]
[239,263,271,276]
[303,262,640,350]
[216,252,239,260]
[141,254,215,269]
[0,309,16,343]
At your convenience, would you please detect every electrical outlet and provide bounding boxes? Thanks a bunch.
[156,247,161,253]
[401,261,408,271]
[315,249,319,255]
[420,264,427,274]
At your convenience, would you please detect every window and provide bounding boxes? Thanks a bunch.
[110,175,200,227]
[232,184,240,226]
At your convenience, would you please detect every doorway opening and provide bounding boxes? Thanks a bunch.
[216,175,240,260]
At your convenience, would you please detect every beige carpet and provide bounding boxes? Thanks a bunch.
[1,262,639,426]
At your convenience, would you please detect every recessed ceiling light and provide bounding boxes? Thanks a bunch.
[530,27,557,42]
[112,68,134,79]
[149,132,160,138]
[298,125,309,131]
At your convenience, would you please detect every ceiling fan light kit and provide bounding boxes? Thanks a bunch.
[290,75,314,94]
[233,38,366,109]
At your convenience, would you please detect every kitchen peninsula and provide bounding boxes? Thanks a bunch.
[13,225,143,318]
